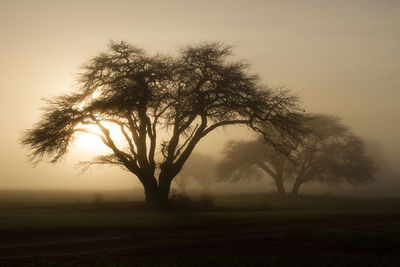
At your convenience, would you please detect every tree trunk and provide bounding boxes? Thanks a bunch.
[158,174,173,201]
[141,174,173,208]
[274,178,286,195]
[143,187,162,205]
[291,178,303,195]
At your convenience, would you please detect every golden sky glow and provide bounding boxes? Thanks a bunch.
[0,0,399,191]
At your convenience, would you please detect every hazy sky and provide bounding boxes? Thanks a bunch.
[0,0,399,190]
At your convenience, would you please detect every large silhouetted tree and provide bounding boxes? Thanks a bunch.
[216,114,375,195]
[22,41,302,206]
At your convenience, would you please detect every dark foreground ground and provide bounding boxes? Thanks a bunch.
[0,194,399,266]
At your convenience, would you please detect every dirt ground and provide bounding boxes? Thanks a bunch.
[1,211,399,266]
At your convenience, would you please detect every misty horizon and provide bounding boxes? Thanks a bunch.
[0,0,399,197]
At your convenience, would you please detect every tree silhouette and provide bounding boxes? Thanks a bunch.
[21,41,302,206]
[216,114,375,195]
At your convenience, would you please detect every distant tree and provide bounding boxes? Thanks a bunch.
[177,152,216,195]
[21,41,302,206]
[216,114,376,195]
[172,174,189,195]
[216,139,288,194]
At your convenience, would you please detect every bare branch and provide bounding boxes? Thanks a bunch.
[72,128,108,146]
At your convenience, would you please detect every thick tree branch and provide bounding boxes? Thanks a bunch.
[202,119,249,137]
[90,115,137,172]
[174,123,199,159]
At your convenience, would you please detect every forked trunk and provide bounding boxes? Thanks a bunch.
[141,174,173,208]
[275,178,286,195]
[143,187,165,206]
[271,175,286,195]
[291,178,303,195]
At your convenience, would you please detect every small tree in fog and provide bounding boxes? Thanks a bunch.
[177,152,216,195]
[172,175,189,195]
[216,114,376,195]
[21,41,302,206]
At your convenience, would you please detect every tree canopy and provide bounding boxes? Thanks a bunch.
[216,114,376,195]
[21,41,302,205]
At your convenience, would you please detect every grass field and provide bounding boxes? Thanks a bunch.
[0,192,399,266]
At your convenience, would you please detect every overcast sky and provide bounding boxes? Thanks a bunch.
[0,0,399,190]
